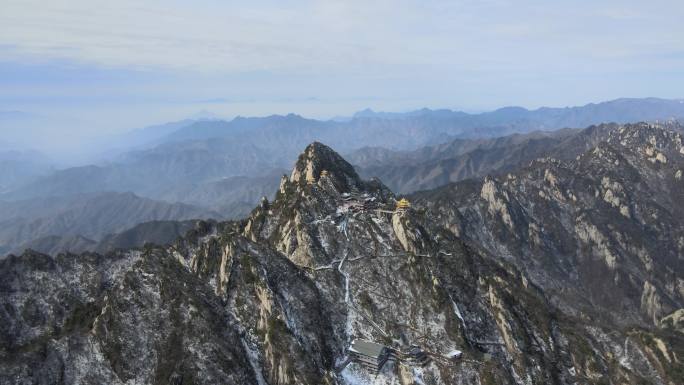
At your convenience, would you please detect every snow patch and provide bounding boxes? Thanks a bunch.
[241,338,268,385]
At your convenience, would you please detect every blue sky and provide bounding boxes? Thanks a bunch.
[1,0,683,136]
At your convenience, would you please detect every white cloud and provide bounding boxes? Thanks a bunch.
[1,0,682,74]
[1,0,683,129]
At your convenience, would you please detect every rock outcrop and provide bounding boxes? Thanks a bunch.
[2,124,683,384]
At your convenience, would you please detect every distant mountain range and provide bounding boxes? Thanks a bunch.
[147,98,684,150]
[0,150,54,192]
[349,124,621,193]
[15,219,201,256]
[2,97,684,256]
[0,192,220,256]
[349,97,684,125]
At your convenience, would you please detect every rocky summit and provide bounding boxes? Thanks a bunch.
[1,123,683,384]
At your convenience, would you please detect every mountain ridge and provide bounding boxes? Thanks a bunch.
[3,97,683,227]
[153,97,684,149]
[350,125,614,194]
[1,122,683,384]
[0,192,222,256]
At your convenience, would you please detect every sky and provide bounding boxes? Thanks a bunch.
[1,0,684,144]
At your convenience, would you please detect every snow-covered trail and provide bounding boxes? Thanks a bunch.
[339,249,350,303]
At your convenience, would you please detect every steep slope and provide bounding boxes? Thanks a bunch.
[157,170,285,218]
[3,97,682,223]
[1,136,682,384]
[12,234,97,256]
[412,122,684,330]
[0,192,221,256]
[0,143,285,220]
[12,220,200,256]
[94,219,200,253]
[0,150,53,193]
[351,125,618,194]
[1,142,285,201]
[0,250,259,384]
[236,140,683,384]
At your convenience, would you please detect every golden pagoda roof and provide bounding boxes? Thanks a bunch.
[396,198,411,208]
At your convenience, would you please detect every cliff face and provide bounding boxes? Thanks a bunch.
[413,123,684,329]
[2,124,683,385]
[0,249,259,384]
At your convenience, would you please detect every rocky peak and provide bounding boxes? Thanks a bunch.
[608,122,684,160]
[289,142,362,193]
[414,123,684,331]
[3,131,684,384]
[243,142,395,266]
